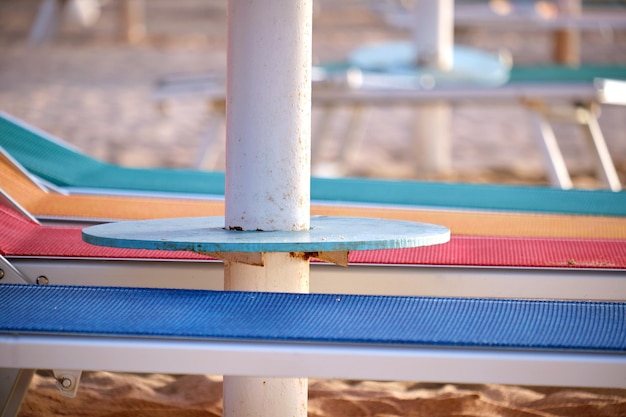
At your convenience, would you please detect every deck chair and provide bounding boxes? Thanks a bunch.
[3,154,626,237]
[1,111,626,217]
[0,112,226,198]
[0,146,224,222]
[2,200,625,299]
[151,63,625,190]
[1,285,624,408]
[316,63,625,191]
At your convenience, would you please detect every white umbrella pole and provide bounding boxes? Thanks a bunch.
[412,0,454,175]
[413,0,454,70]
[223,0,312,416]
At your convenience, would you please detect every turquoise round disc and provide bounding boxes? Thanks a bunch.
[83,216,450,253]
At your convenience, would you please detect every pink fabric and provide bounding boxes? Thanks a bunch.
[2,205,625,269]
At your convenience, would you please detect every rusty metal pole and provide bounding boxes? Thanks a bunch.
[223,0,312,416]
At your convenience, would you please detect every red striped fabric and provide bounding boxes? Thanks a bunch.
[349,237,626,269]
[0,205,209,260]
[2,205,625,269]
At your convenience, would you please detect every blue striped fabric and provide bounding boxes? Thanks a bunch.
[1,285,624,352]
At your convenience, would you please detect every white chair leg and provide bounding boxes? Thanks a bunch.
[0,369,34,417]
[578,105,622,191]
[529,110,573,189]
[195,100,226,170]
[28,0,64,44]
[311,104,337,170]
[413,103,452,175]
[337,104,369,165]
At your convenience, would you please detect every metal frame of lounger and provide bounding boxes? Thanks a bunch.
[3,255,626,301]
[313,77,623,191]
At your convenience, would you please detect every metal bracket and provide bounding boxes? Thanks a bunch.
[203,252,265,266]
[313,251,349,267]
[0,255,30,285]
[52,370,82,399]
[202,251,350,267]
[0,188,40,226]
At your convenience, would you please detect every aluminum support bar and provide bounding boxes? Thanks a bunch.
[580,106,622,191]
[6,258,626,301]
[2,336,625,389]
[530,111,574,189]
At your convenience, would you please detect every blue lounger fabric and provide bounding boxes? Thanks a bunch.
[1,285,624,352]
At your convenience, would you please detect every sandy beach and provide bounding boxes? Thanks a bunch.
[1,0,626,416]
[16,373,626,417]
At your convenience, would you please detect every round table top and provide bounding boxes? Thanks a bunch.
[82,216,450,253]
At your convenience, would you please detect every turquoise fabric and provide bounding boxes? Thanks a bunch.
[0,114,225,195]
[2,111,625,217]
[310,176,626,216]
[509,65,626,83]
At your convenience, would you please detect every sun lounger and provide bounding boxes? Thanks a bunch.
[1,112,626,216]
[148,63,625,190]
[3,154,626,237]
[3,178,624,412]
[3,130,626,297]
[316,63,625,191]
[0,112,226,198]
[1,285,624,399]
[2,196,625,299]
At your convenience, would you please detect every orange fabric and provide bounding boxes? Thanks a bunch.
[2,158,625,239]
[311,205,626,240]
[1,158,223,220]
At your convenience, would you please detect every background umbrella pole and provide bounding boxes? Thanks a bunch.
[412,0,454,176]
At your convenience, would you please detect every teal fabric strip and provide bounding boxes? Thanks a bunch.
[318,63,626,84]
[310,176,626,216]
[509,65,626,83]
